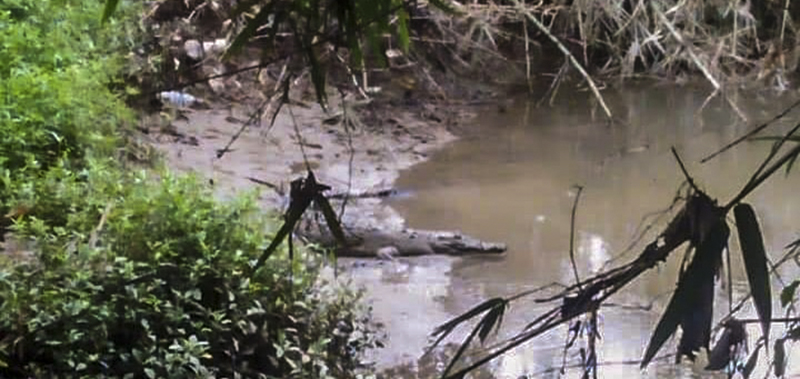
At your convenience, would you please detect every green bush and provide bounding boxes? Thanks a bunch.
[0,1,378,377]
[0,0,136,222]
[2,169,377,378]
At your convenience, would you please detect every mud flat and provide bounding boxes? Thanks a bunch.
[144,94,485,370]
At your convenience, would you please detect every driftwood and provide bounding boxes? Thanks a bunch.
[298,223,507,258]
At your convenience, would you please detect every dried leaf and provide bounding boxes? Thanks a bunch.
[734,203,772,342]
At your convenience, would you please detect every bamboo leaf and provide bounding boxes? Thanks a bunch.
[641,271,689,368]
[775,338,786,377]
[440,299,507,377]
[313,194,348,248]
[250,176,316,275]
[678,221,727,361]
[734,203,772,342]
[642,219,728,368]
[705,319,745,371]
[101,0,119,23]
[442,319,482,378]
[782,281,800,307]
[742,344,760,379]
[431,297,504,349]
[477,300,507,343]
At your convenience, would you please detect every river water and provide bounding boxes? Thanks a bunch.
[368,84,800,378]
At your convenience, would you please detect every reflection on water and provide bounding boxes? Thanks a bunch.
[388,84,800,377]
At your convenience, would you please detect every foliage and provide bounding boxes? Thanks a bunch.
[0,0,378,377]
[0,0,139,226]
[224,0,417,107]
[2,168,377,377]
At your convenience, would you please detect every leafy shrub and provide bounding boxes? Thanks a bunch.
[2,168,378,378]
[0,0,137,224]
[0,1,378,377]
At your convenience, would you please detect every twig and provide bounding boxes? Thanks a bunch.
[738,317,800,324]
[671,147,701,194]
[215,87,274,159]
[652,3,747,122]
[780,0,791,46]
[327,188,398,199]
[724,122,800,210]
[527,353,676,377]
[523,17,533,94]
[702,97,800,164]
[338,91,356,220]
[88,203,114,249]
[246,176,284,195]
[569,185,584,290]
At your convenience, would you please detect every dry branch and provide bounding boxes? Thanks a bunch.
[651,3,747,122]
[512,0,613,121]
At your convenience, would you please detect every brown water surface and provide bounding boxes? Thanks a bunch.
[385,84,800,377]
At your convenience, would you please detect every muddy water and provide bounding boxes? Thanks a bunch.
[383,85,800,377]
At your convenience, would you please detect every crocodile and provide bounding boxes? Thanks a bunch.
[297,223,507,258]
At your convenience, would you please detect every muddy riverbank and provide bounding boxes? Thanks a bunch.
[140,87,493,371]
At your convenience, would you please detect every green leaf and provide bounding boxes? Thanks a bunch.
[734,203,772,342]
[144,368,156,379]
[396,9,410,53]
[782,281,800,307]
[101,0,119,24]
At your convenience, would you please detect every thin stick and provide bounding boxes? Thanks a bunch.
[514,0,613,120]
[671,147,701,194]
[780,0,790,46]
[523,18,533,94]
[569,186,584,290]
[701,97,800,163]
[727,143,800,210]
[338,90,355,220]
[652,3,747,122]
[724,122,800,210]
[739,317,800,324]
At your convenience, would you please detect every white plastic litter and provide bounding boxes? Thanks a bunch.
[158,91,197,108]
